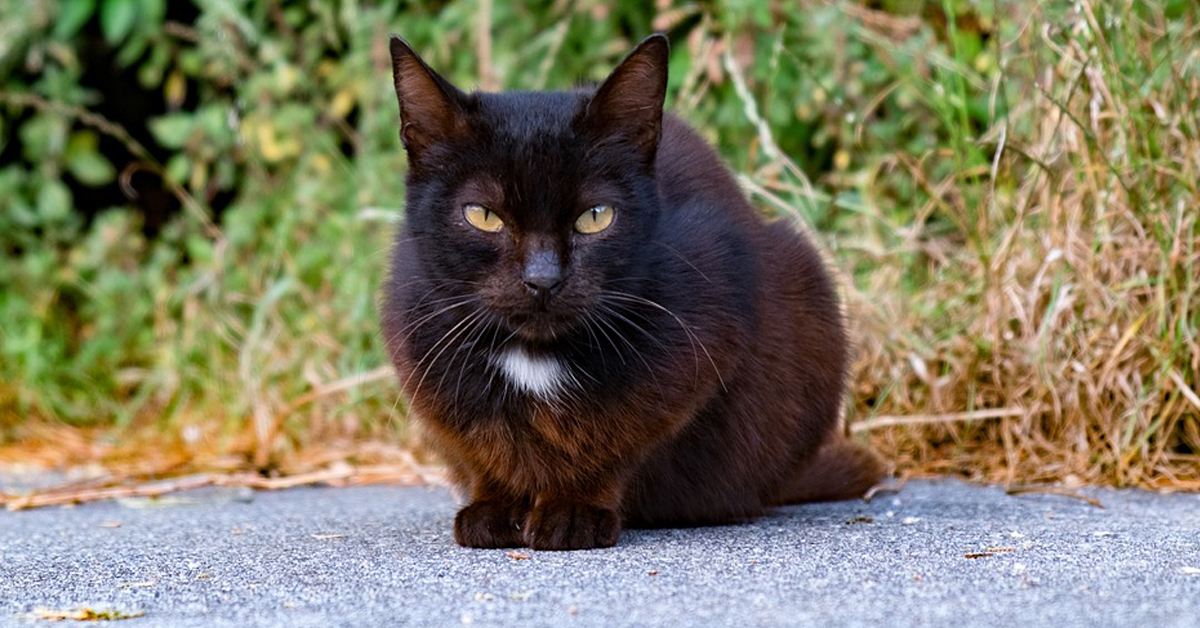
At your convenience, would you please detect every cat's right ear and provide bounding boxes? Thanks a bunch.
[389,36,469,158]
[581,34,670,163]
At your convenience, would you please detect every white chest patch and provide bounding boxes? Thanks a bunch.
[498,346,568,400]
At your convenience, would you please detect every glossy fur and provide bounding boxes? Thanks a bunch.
[381,35,885,550]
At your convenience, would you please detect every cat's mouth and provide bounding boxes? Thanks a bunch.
[503,310,579,342]
[482,281,593,342]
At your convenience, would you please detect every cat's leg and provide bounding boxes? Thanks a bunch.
[454,484,530,548]
[522,483,623,550]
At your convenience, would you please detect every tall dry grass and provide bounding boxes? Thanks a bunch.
[820,2,1200,488]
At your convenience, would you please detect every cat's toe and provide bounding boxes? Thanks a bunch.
[454,501,526,548]
[523,501,621,550]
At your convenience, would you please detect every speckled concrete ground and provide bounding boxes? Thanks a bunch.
[2,478,1197,627]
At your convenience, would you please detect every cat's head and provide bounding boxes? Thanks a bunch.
[389,35,669,342]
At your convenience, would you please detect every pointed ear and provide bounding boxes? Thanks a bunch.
[389,36,469,157]
[582,34,669,161]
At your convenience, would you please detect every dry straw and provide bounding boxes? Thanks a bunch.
[822,2,1200,488]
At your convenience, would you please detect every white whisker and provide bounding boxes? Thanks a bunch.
[603,290,726,392]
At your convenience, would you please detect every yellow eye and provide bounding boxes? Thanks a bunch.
[575,204,614,234]
[463,204,504,232]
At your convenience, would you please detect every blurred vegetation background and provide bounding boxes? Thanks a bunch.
[0,0,1197,488]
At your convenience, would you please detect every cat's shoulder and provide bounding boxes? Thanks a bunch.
[656,115,758,222]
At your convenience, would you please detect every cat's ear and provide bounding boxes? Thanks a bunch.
[582,34,669,161]
[389,36,470,157]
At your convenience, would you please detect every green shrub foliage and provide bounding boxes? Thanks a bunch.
[2,1,1197,487]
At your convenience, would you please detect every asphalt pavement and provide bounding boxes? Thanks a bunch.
[1,477,1197,627]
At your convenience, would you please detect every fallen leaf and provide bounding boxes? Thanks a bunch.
[845,516,874,525]
[964,552,994,559]
[506,551,531,560]
[30,607,145,621]
[986,546,1016,553]
[647,570,659,576]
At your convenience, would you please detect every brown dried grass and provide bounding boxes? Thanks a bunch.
[831,2,1200,489]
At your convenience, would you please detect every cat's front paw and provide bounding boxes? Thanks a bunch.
[523,500,621,550]
[454,501,526,548]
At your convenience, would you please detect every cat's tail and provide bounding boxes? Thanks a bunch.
[778,436,887,504]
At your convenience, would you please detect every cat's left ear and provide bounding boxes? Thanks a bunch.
[389,36,470,159]
[581,34,669,162]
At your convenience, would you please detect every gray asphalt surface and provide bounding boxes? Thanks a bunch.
[1,478,1197,627]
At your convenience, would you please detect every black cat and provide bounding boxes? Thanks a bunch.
[380,34,884,550]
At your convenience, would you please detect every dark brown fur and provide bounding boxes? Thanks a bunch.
[381,35,885,550]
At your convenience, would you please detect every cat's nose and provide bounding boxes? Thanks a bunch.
[522,250,563,299]
[523,276,561,296]
[522,272,562,298]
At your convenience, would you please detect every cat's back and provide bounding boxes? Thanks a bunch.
[653,114,835,304]
[653,110,846,409]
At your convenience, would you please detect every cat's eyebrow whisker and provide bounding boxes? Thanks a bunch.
[603,290,726,393]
